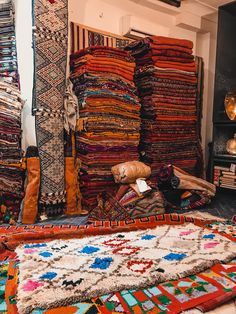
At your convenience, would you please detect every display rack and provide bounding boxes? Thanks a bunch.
[210,1,236,190]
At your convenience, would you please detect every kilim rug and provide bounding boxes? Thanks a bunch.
[1,259,235,314]
[32,0,68,214]
[16,223,235,313]
[70,22,132,53]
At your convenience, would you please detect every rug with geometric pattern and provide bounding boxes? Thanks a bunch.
[16,222,236,313]
[32,0,68,215]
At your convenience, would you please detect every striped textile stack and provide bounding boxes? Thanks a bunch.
[0,1,24,224]
[70,46,141,210]
[126,36,203,178]
[0,81,25,224]
[0,0,18,82]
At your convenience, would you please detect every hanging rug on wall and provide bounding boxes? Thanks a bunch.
[32,0,68,214]
[16,222,236,314]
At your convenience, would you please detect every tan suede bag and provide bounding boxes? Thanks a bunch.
[111,161,151,184]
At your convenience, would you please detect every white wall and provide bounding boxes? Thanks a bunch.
[69,0,175,35]
[15,0,35,151]
[69,0,198,48]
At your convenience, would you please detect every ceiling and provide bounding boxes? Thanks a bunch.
[130,0,235,15]
[193,0,234,9]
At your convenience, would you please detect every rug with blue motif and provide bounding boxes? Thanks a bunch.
[16,222,236,313]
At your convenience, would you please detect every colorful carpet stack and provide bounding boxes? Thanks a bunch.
[0,0,24,224]
[126,36,203,178]
[70,46,141,210]
[0,0,18,82]
[0,81,25,224]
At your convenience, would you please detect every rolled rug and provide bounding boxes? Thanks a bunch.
[157,164,216,210]
[21,146,40,224]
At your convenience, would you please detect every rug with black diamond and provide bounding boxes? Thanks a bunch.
[16,222,236,314]
[33,0,68,214]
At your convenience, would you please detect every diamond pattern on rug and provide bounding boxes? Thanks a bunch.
[37,40,65,63]
[37,64,65,87]
[33,0,68,212]
[16,223,236,314]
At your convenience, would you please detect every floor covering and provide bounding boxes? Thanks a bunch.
[0,214,235,313]
[16,222,235,313]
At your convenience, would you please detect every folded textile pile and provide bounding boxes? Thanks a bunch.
[0,162,25,223]
[70,46,141,210]
[0,0,18,82]
[0,80,25,223]
[89,161,165,220]
[126,36,203,177]
[0,81,23,162]
[157,164,216,210]
[89,183,165,221]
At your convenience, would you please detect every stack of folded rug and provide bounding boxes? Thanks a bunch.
[0,0,18,82]
[0,81,22,162]
[126,36,203,177]
[0,80,25,224]
[70,46,141,210]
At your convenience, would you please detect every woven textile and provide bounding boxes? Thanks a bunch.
[205,220,236,240]
[0,81,24,163]
[0,81,25,223]
[16,222,235,313]
[0,214,235,258]
[0,1,23,224]
[33,0,68,214]
[70,22,132,53]
[0,0,18,83]
[0,217,235,313]
[1,259,236,314]
[89,184,165,221]
[70,47,141,210]
[126,36,203,177]
[195,56,204,176]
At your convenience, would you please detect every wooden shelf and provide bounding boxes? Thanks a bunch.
[214,154,236,160]
[217,185,236,191]
[214,121,236,126]
[208,2,236,182]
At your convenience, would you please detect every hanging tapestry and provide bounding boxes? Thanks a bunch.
[70,22,132,53]
[32,0,68,215]
[0,0,18,83]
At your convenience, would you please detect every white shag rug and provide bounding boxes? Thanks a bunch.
[16,223,236,314]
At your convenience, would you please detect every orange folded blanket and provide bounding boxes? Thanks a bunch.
[151,36,193,49]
